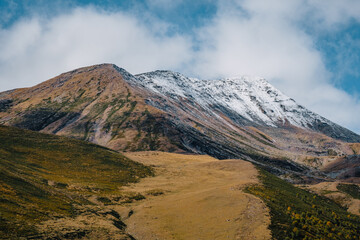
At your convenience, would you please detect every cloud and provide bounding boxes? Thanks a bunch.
[0,7,192,91]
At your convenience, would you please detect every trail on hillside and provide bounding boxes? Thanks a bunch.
[120,152,271,240]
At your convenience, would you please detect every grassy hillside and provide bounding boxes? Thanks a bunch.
[0,125,152,239]
[246,169,360,239]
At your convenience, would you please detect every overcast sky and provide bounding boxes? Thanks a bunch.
[1,0,360,133]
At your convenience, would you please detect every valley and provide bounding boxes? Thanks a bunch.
[0,124,272,239]
[121,152,271,240]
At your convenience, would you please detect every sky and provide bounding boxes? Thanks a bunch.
[0,0,360,133]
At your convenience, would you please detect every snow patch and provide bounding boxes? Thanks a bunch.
[133,70,334,130]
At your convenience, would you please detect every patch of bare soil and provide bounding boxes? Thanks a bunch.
[120,152,271,240]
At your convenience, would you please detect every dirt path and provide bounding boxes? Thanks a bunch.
[120,152,271,240]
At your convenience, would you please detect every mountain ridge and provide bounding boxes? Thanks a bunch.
[0,63,359,182]
[132,68,360,142]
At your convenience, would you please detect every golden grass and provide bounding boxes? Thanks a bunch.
[121,151,271,240]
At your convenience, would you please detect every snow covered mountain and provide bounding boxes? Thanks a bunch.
[132,70,360,142]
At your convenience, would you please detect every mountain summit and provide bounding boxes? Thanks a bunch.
[1,64,359,181]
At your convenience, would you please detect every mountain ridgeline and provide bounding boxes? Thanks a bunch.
[1,64,359,182]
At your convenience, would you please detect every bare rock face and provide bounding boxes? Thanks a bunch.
[1,63,359,182]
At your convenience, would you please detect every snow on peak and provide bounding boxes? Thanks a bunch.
[133,70,330,129]
[135,70,193,98]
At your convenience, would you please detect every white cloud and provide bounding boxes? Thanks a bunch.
[0,7,192,91]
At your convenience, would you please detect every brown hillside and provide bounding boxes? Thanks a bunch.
[0,64,183,152]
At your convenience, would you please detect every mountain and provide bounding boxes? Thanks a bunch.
[0,124,152,239]
[134,70,360,142]
[1,64,360,239]
[0,63,359,181]
[0,64,182,153]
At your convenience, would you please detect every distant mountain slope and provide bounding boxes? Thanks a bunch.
[0,64,358,180]
[0,124,152,239]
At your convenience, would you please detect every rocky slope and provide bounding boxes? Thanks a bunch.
[0,63,359,181]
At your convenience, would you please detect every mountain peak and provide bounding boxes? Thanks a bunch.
[2,64,360,182]
[133,69,360,142]
[135,70,191,85]
[4,63,359,143]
